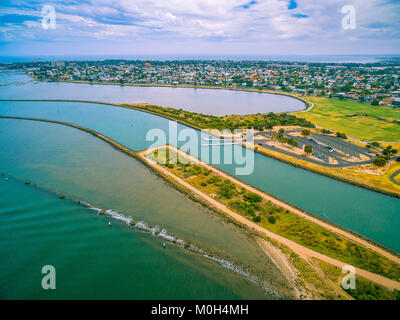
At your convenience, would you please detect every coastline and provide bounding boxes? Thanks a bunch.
[1,115,399,296]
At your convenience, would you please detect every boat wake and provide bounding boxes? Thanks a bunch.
[80,200,280,299]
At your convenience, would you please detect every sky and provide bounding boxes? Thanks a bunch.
[0,0,399,57]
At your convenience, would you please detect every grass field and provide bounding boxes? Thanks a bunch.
[295,97,400,142]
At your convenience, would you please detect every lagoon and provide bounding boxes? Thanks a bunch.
[0,71,304,115]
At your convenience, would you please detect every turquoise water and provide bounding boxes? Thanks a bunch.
[0,100,399,253]
[0,71,305,115]
[0,119,292,299]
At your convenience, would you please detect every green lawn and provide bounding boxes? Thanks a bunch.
[295,97,400,142]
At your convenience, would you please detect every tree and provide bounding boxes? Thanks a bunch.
[304,145,313,154]
[301,129,310,136]
[373,156,387,167]
[371,99,379,106]
[336,132,347,139]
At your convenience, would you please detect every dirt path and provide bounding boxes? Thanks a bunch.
[140,146,400,290]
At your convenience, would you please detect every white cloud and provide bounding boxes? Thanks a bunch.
[1,0,399,54]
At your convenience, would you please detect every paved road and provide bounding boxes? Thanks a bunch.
[390,169,400,186]
[254,141,374,168]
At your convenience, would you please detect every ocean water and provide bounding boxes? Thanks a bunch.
[0,176,274,299]
[0,54,396,63]
[0,119,292,299]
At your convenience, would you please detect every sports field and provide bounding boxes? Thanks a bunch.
[295,97,400,142]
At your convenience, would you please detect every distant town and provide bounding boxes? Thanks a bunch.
[3,59,400,108]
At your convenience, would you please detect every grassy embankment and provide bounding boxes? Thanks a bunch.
[120,101,400,197]
[146,147,400,284]
[120,102,314,131]
[294,96,400,142]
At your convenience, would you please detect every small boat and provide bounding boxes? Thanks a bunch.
[5,177,8,182]
[163,243,166,249]
[108,221,112,227]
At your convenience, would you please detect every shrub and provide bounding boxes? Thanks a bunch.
[217,179,236,199]
[373,157,387,167]
[301,129,310,136]
[252,216,261,223]
[200,181,207,187]
[396,157,400,162]
[207,176,221,184]
[268,215,276,224]
[287,137,298,147]
[244,192,262,203]
[304,145,313,154]
[336,132,347,139]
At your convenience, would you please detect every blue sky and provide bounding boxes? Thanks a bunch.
[0,0,399,57]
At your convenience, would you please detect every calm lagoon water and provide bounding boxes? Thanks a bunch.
[0,71,305,115]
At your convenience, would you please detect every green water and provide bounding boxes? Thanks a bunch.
[0,119,292,299]
[0,177,273,299]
